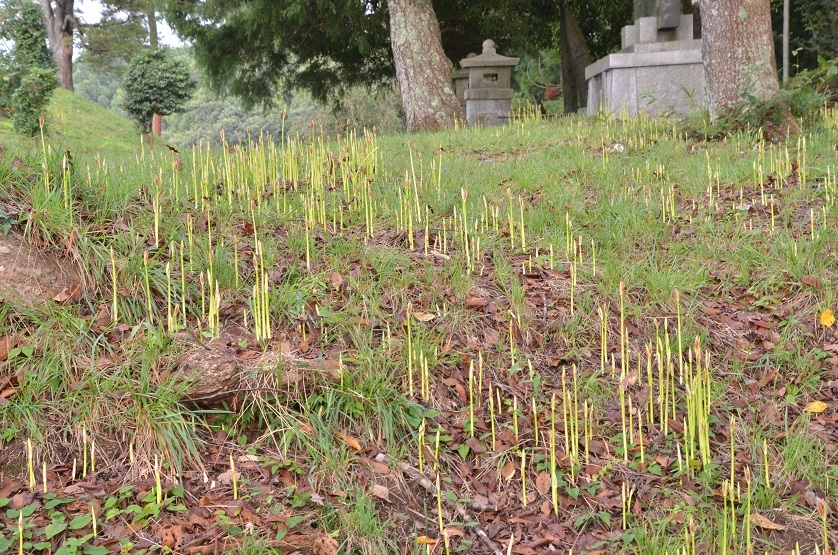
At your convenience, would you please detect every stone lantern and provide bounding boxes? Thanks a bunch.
[452,68,469,111]
[460,40,519,125]
[452,53,476,111]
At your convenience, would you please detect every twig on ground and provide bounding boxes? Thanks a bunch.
[374,453,503,555]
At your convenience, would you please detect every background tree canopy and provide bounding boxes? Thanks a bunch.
[121,48,195,132]
[162,0,576,110]
[0,0,59,135]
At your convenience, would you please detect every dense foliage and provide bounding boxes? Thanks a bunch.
[74,60,127,112]
[121,48,195,132]
[0,0,58,135]
[80,0,167,72]
[163,0,571,110]
[770,0,838,74]
[163,0,391,109]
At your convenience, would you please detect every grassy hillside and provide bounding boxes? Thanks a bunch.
[0,106,837,554]
[0,88,169,155]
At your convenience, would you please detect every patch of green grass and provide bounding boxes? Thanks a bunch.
[0,104,836,554]
[0,88,170,155]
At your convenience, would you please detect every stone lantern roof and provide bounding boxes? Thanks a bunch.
[460,40,519,68]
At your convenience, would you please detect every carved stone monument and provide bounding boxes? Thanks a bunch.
[460,40,519,125]
[452,53,476,111]
[585,0,706,117]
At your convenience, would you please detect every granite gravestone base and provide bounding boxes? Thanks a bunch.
[585,1,707,118]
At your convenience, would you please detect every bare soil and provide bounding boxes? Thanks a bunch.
[0,231,79,304]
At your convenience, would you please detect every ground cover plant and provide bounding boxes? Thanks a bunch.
[0,102,837,555]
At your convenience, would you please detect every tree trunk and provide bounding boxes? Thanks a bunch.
[148,8,162,136]
[559,2,591,114]
[40,0,75,91]
[388,0,462,132]
[152,114,162,137]
[147,8,159,51]
[697,0,779,118]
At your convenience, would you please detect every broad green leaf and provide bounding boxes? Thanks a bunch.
[68,513,92,530]
[45,520,68,539]
[285,515,304,529]
[45,497,73,510]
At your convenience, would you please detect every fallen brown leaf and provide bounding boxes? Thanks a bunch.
[501,461,516,481]
[801,275,822,290]
[372,483,390,503]
[53,282,82,303]
[312,533,339,555]
[750,513,787,531]
[535,471,551,495]
[365,459,390,474]
[0,335,18,362]
[413,311,436,322]
[340,434,362,451]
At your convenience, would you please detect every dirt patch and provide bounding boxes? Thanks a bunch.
[0,231,79,304]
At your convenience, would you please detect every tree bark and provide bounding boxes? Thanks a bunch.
[388,0,463,132]
[147,8,159,51]
[40,0,75,91]
[148,8,161,136]
[559,2,591,114]
[151,114,162,137]
[697,0,779,118]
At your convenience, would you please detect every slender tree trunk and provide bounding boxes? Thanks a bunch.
[147,9,159,51]
[40,0,75,91]
[782,0,789,82]
[559,2,590,114]
[148,8,162,136]
[388,0,462,132]
[697,0,779,118]
[151,114,162,136]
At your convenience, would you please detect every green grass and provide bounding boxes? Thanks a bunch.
[0,88,170,155]
[0,105,836,554]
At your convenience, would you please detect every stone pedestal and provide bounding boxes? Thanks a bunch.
[460,40,519,125]
[585,15,706,118]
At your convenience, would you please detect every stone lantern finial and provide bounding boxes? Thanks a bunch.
[482,40,496,54]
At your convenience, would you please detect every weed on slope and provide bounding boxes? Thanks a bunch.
[0,109,837,554]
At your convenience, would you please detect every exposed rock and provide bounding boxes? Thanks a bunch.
[172,344,240,403]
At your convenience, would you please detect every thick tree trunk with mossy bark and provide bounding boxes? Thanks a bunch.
[388,0,462,132]
[697,0,780,118]
[40,0,75,91]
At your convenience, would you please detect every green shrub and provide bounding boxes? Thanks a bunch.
[122,49,195,133]
[684,57,836,140]
[0,0,58,135]
[10,66,58,135]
